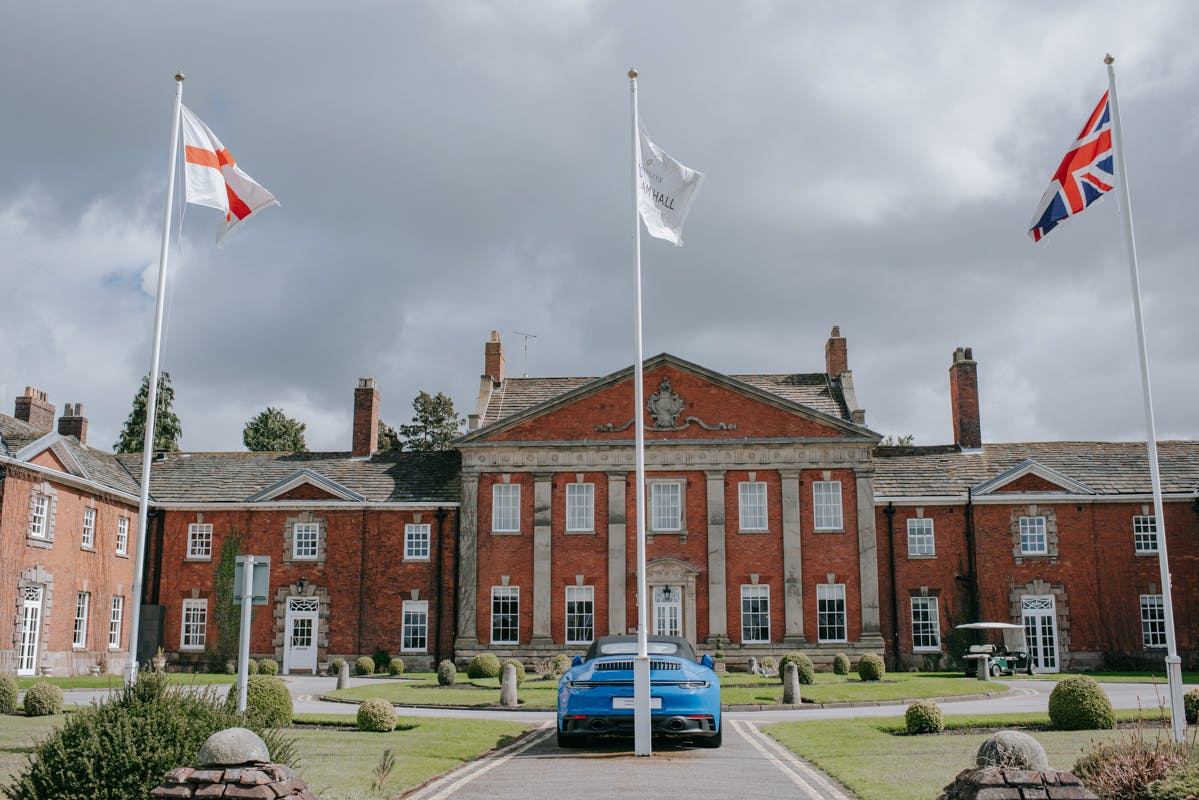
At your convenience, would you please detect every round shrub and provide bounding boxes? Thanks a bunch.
[1048,675,1115,730]
[223,661,237,675]
[3,672,296,800]
[356,698,397,732]
[224,675,292,728]
[549,654,572,678]
[371,648,390,674]
[23,682,63,717]
[904,700,944,734]
[258,659,279,676]
[1184,687,1199,725]
[857,653,886,682]
[467,653,501,680]
[0,674,18,714]
[387,658,405,676]
[330,658,346,676]
[759,656,777,676]
[832,653,851,676]
[354,656,376,677]
[246,659,259,675]
[437,660,457,686]
[501,659,527,686]
[778,652,814,685]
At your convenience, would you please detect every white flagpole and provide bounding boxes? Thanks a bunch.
[1105,54,1185,743]
[629,67,652,757]
[125,72,185,686]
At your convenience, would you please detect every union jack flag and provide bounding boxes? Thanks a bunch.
[1028,91,1114,242]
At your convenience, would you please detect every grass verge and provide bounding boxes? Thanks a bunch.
[14,673,236,690]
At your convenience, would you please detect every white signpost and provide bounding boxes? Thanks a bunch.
[233,555,270,713]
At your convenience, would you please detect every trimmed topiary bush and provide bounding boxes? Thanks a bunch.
[223,661,237,675]
[857,653,886,681]
[3,672,296,800]
[246,659,260,675]
[904,700,944,734]
[387,658,405,676]
[1048,674,1115,730]
[224,675,292,728]
[437,660,457,686]
[0,674,18,714]
[501,659,527,686]
[23,682,63,717]
[356,698,397,732]
[549,654,571,678]
[467,653,501,680]
[354,656,376,677]
[258,658,279,676]
[832,653,850,676]
[371,648,390,674]
[778,652,814,685]
[1184,687,1199,725]
[330,658,346,676]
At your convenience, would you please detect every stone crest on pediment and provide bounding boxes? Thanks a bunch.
[594,377,737,433]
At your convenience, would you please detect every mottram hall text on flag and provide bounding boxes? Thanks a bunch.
[636,120,704,246]
[1028,91,1113,242]
[181,106,277,242]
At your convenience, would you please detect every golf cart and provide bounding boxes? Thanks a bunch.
[956,622,1034,677]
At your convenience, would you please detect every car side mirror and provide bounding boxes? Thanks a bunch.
[572,655,584,667]
[700,654,714,668]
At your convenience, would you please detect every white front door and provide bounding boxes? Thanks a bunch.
[1022,595,1060,673]
[283,597,319,674]
[653,586,681,637]
[17,586,43,676]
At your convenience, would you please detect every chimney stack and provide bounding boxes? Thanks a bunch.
[484,330,505,386]
[825,325,848,376]
[949,347,982,450]
[58,402,88,445]
[14,387,55,433]
[352,377,380,459]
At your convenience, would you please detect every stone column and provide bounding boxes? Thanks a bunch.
[705,471,727,643]
[455,475,480,649]
[607,473,627,635]
[855,469,884,645]
[781,471,806,644]
[531,474,553,644]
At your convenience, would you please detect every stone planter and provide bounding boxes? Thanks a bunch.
[39,666,52,677]
[151,656,167,673]
[88,664,102,676]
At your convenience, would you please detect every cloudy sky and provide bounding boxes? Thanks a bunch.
[3,2,1198,453]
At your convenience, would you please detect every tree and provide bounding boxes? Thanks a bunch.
[881,434,916,446]
[397,391,462,451]
[377,420,402,452]
[113,372,183,453]
[242,407,307,452]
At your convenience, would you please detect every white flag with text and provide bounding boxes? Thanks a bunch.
[636,120,704,246]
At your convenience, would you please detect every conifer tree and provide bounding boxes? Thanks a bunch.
[113,372,183,453]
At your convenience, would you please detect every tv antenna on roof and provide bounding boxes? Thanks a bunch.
[513,330,537,377]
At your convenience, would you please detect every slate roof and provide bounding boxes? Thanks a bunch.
[873,441,1199,498]
[117,450,461,504]
[0,412,142,496]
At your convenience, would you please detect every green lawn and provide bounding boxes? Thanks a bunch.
[1004,670,1199,685]
[329,676,560,708]
[14,673,236,690]
[764,709,1175,800]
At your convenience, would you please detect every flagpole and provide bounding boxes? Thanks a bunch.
[125,72,184,686]
[1104,54,1185,743]
[628,67,652,757]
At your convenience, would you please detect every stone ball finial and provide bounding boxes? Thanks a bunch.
[197,727,270,766]
[976,730,1049,771]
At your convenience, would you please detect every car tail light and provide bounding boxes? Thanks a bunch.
[563,714,587,720]
[686,714,714,720]
[676,681,709,689]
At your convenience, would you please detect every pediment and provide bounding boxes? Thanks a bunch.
[244,469,365,503]
[15,433,89,480]
[973,460,1094,496]
[460,354,877,444]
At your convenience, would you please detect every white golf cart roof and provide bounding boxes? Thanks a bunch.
[956,622,1022,630]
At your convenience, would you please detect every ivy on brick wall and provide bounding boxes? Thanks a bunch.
[211,530,242,668]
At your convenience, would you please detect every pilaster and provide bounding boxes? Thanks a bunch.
[607,473,627,635]
[454,475,479,649]
[705,471,727,642]
[531,474,553,643]
[856,469,883,640]
[781,470,806,643]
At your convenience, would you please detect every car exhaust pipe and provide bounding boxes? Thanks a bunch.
[666,717,687,732]
[590,719,608,731]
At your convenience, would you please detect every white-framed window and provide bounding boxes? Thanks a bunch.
[738,482,768,532]
[73,591,90,649]
[1133,515,1158,554]
[492,484,520,533]
[293,522,319,559]
[490,586,519,644]
[29,493,50,538]
[180,599,208,650]
[911,596,941,651]
[187,524,213,559]
[1140,594,1166,648]
[565,483,595,532]
[405,524,431,560]
[116,516,129,555]
[565,585,594,644]
[108,595,124,649]
[907,518,935,557]
[650,481,682,532]
[81,507,96,549]
[740,585,770,643]
[813,481,843,531]
[402,600,429,652]
[1019,516,1047,555]
[816,583,847,642]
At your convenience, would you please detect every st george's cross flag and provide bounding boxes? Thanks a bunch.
[1028,91,1114,242]
[636,119,704,246]
[180,105,277,242]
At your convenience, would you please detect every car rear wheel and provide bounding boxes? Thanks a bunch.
[557,730,587,748]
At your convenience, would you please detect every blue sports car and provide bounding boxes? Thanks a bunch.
[556,634,722,748]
